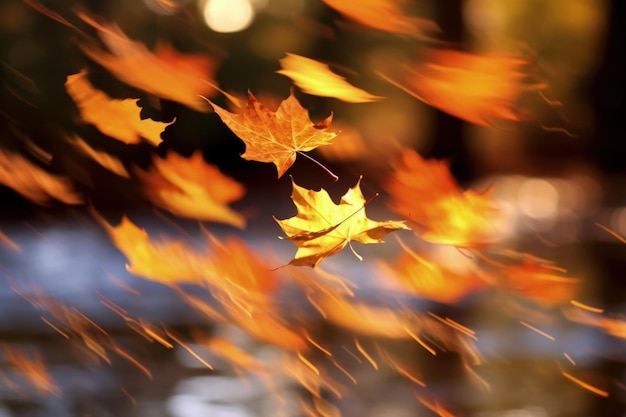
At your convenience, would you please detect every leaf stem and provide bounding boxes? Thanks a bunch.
[297,151,338,181]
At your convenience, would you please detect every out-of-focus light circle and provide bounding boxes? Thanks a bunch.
[202,0,255,33]
[517,179,558,219]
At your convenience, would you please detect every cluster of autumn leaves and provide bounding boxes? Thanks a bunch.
[1,0,607,408]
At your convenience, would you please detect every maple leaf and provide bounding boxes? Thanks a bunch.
[134,151,246,228]
[65,70,174,146]
[77,12,219,111]
[322,0,439,38]
[210,91,338,178]
[274,176,408,267]
[94,213,210,285]
[380,49,547,126]
[277,53,383,103]
[0,149,82,206]
[386,148,498,247]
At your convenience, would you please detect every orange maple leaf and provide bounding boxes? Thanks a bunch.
[134,151,246,228]
[277,53,383,103]
[380,49,547,126]
[275,176,408,267]
[322,0,439,38]
[65,70,174,146]
[386,148,498,247]
[0,149,82,206]
[210,91,338,178]
[77,13,219,111]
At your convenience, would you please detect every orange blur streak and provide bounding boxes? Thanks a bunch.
[40,317,69,339]
[520,321,556,341]
[331,359,357,384]
[306,333,332,356]
[562,371,609,397]
[404,326,437,356]
[564,352,576,366]
[394,364,426,387]
[297,352,320,375]
[165,327,213,370]
[354,339,378,370]
[595,222,626,244]
[104,268,141,296]
[570,299,604,314]
[110,344,152,378]
[427,312,477,340]
[416,395,456,417]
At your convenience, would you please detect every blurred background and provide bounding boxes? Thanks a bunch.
[0,0,625,416]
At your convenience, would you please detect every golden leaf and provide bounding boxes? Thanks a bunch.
[0,149,82,205]
[65,70,174,146]
[134,151,246,228]
[277,53,383,103]
[77,13,219,111]
[274,176,408,267]
[210,91,337,178]
[386,148,498,247]
[381,49,546,126]
[95,214,209,285]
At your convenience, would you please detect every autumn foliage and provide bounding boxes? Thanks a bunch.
[2,0,610,414]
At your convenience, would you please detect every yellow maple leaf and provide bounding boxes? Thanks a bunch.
[274,176,408,267]
[210,91,338,178]
[65,70,174,146]
[277,53,383,103]
[134,151,246,228]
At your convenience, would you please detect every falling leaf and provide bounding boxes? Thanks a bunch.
[380,240,486,304]
[135,151,246,227]
[210,91,338,178]
[386,148,498,247]
[277,53,383,103]
[321,0,439,38]
[380,49,547,126]
[490,251,580,306]
[77,13,219,111]
[68,135,129,177]
[0,149,82,205]
[65,70,174,146]
[94,213,210,284]
[275,176,408,267]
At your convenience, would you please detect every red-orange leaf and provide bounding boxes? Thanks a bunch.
[386,148,498,247]
[65,70,174,146]
[210,91,338,178]
[77,13,219,111]
[134,151,246,227]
